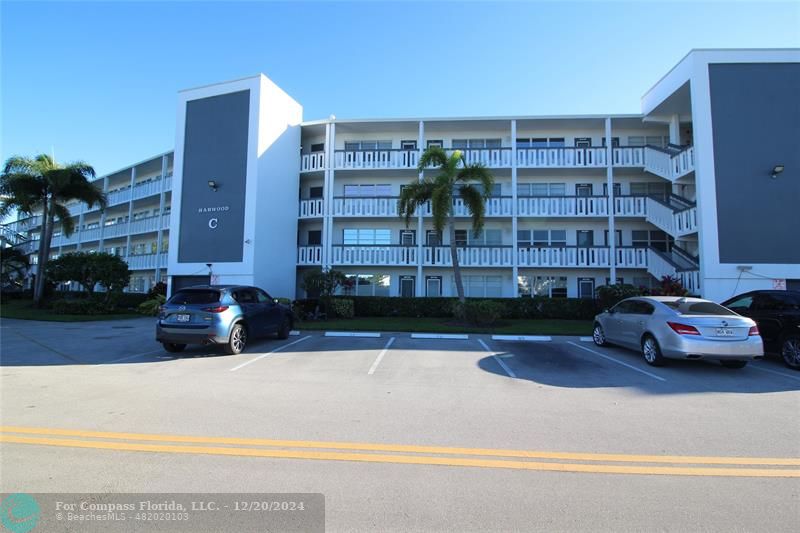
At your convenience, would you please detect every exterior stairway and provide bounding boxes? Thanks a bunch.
[644,144,695,181]
[645,193,698,238]
[646,244,701,294]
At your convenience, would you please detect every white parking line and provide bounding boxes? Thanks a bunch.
[229,336,312,372]
[478,339,517,379]
[411,333,469,340]
[750,364,800,382]
[491,335,551,342]
[579,337,593,342]
[567,342,666,382]
[367,337,396,375]
[99,349,164,365]
[325,331,381,338]
[289,330,300,336]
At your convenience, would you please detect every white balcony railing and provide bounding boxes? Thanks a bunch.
[80,227,101,242]
[297,245,323,265]
[673,206,698,237]
[332,246,418,266]
[445,148,513,168]
[132,179,163,201]
[644,146,695,181]
[645,197,698,238]
[451,197,513,217]
[129,215,161,235]
[127,252,167,270]
[612,147,646,167]
[299,198,325,218]
[164,175,173,191]
[518,246,648,268]
[103,222,130,239]
[106,188,132,206]
[517,196,610,217]
[334,149,419,170]
[646,248,700,294]
[161,213,171,230]
[423,246,514,267]
[332,197,398,217]
[613,196,647,217]
[516,147,607,168]
[301,152,326,172]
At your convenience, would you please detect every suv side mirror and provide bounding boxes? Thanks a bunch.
[605,308,613,314]
[273,298,279,305]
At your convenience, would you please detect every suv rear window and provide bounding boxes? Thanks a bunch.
[663,301,737,316]
[168,290,220,305]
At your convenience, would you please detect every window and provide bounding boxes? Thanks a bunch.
[343,184,392,197]
[255,289,273,304]
[309,186,323,199]
[630,182,669,199]
[400,230,415,246]
[627,135,669,148]
[400,140,417,150]
[455,229,502,246]
[604,230,622,246]
[307,230,322,246]
[426,140,443,148]
[233,289,257,304]
[725,295,753,312]
[459,275,503,297]
[517,183,566,197]
[630,301,655,315]
[578,278,595,299]
[426,230,442,246]
[343,274,390,296]
[452,139,502,149]
[457,183,501,197]
[343,229,391,245]
[632,230,671,252]
[516,137,564,148]
[344,140,392,151]
[605,277,624,286]
[663,300,737,316]
[518,275,567,298]
[574,138,592,148]
[633,276,655,290]
[310,143,325,152]
[169,290,221,305]
[602,137,620,147]
[603,183,622,196]
[577,230,594,247]
[519,229,566,247]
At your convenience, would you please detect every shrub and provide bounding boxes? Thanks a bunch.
[138,295,166,316]
[292,298,320,320]
[595,284,642,310]
[51,297,114,315]
[327,298,354,319]
[147,282,167,298]
[457,299,504,326]
[646,275,689,296]
[537,298,601,320]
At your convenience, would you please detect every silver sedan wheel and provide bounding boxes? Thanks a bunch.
[592,324,606,346]
[643,337,658,364]
[232,326,247,353]
[782,338,800,369]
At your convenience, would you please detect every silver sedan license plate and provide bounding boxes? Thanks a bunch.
[715,327,734,337]
[176,314,191,323]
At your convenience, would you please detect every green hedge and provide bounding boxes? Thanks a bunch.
[292,296,601,321]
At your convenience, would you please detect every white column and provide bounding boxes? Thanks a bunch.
[321,122,335,269]
[124,167,136,263]
[669,114,680,145]
[75,208,85,251]
[416,120,424,297]
[511,119,518,297]
[98,177,109,252]
[606,117,616,283]
[154,154,169,282]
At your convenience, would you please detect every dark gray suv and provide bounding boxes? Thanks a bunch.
[156,285,294,355]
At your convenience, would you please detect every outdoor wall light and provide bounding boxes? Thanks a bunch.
[208,179,218,191]
[771,165,785,179]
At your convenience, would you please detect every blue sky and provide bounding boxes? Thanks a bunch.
[2,1,799,176]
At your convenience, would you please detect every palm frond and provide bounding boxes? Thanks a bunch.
[51,203,76,236]
[459,185,487,233]
[457,163,494,200]
[417,146,449,172]
[429,184,451,234]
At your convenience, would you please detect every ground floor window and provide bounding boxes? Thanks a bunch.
[518,275,567,298]
[342,274,390,296]
[457,275,503,297]
[633,276,656,290]
[632,230,672,252]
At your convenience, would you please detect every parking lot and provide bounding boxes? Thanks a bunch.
[2,316,799,531]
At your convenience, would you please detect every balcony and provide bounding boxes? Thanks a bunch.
[445,148,513,168]
[298,245,323,265]
[106,188,132,206]
[301,152,326,172]
[103,221,130,239]
[132,179,163,201]
[80,227,102,242]
[424,246,514,267]
[332,245,418,266]
[644,145,695,181]
[518,246,648,268]
[517,196,609,217]
[127,252,167,270]
[646,247,700,294]
[333,197,399,217]
[334,149,418,170]
[452,197,513,217]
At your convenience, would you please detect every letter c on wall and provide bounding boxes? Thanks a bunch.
[208,218,218,229]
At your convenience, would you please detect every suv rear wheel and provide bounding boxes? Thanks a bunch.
[163,343,186,354]
[781,336,800,370]
[225,324,247,355]
[277,318,291,340]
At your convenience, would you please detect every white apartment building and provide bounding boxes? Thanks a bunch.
[4,49,799,302]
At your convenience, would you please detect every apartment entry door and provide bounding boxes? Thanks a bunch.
[578,278,595,299]
[400,276,415,297]
[426,276,442,297]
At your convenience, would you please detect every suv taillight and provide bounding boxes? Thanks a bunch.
[202,305,229,313]
[748,325,760,336]
[667,322,701,336]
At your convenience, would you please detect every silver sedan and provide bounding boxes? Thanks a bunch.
[592,296,764,368]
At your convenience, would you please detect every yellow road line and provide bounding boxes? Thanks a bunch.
[1,435,797,478]
[1,426,799,467]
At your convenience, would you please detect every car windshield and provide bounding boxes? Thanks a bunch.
[168,289,220,305]
[663,300,737,316]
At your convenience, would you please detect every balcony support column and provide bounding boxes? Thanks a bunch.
[416,120,424,297]
[98,176,109,252]
[124,167,136,265]
[510,120,519,297]
[321,122,334,270]
[669,114,680,145]
[76,210,85,251]
[605,117,617,284]
[154,154,169,283]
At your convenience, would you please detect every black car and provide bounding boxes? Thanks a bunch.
[156,285,294,355]
[721,290,800,370]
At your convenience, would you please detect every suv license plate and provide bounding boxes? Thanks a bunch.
[715,328,734,337]
[176,314,190,323]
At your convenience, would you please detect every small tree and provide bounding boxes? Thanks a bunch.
[301,268,347,319]
[45,252,130,298]
[93,253,132,298]
[647,275,689,296]
[1,247,29,289]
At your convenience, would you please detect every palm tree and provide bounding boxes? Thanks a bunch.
[0,154,106,306]
[398,146,494,303]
